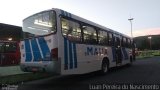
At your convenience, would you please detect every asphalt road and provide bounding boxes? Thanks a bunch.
[18,56,160,90]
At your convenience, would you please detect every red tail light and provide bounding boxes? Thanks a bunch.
[51,48,58,60]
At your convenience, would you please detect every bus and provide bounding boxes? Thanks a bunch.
[20,8,135,75]
[0,41,20,66]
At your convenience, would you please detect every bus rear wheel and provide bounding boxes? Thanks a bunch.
[101,60,109,74]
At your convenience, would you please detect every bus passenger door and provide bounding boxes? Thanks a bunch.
[115,37,122,65]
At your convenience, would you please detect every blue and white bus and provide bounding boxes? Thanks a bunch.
[20,8,135,75]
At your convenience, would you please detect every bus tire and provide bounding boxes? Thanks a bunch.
[100,59,109,75]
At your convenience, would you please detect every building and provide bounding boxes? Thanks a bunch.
[0,23,22,66]
[0,23,22,41]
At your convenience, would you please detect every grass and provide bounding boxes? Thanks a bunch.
[152,50,160,56]
[136,50,160,60]
[0,72,55,84]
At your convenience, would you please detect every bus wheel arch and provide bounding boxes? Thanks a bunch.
[101,57,110,74]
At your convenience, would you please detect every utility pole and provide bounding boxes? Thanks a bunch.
[128,18,134,38]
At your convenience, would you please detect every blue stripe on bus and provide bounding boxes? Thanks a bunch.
[73,43,77,68]
[64,38,68,70]
[122,47,128,60]
[112,47,116,62]
[69,41,73,69]
[31,38,41,61]
[38,37,50,59]
[24,39,32,62]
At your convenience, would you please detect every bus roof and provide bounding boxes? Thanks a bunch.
[23,8,131,39]
[54,8,131,38]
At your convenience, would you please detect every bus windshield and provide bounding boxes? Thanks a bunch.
[23,10,56,38]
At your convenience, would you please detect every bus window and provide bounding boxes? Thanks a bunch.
[98,30,108,45]
[108,33,113,46]
[115,36,120,48]
[122,37,127,47]
[82,25,97,44]
[61,18,82,42]
[127,38,132,48]
[121,37,123,47]
[23,11,56,37]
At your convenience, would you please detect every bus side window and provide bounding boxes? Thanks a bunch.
[123,37,127,47]
[61,18,82,42]
[108,33,113,46]
[127,38,131,48]
[98,30,108,45]
[115,36,120,48]
[82,25,97,44]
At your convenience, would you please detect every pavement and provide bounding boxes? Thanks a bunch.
[18,56,160,90]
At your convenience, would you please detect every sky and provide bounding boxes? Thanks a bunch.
[0,0,160,37]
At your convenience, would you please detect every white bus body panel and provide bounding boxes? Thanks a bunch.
[20,34,60,73]
[55,9,132,75]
